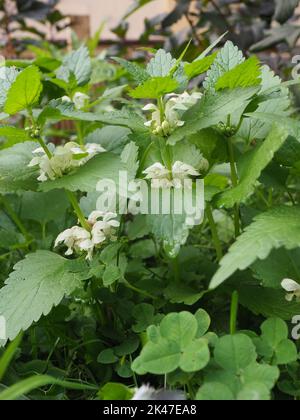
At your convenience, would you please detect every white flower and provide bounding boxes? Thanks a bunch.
[143,161,200,189]
[281,279,300,302]
[62,95,72,103]
[89,211,120,245]
[73,92,89,110]
[143,91,202,136]
[29,141,105,182]
[55,212,120,260]
[55,226,94,260]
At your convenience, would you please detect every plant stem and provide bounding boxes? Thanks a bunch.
[230,291,239,335]
[227,136,240,237]
[206,203,223,261]
[0,196,31,241]
[123,280,156,300]
[75,121,84,146]
[37,137,52,159]
[65,190,90,231]
[173,257,180,282]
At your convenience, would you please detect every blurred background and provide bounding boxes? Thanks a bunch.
[1,0,300,76]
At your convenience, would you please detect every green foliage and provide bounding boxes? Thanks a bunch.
[0,38,299,401]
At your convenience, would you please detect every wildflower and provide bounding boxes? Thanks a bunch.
[55,212,120,260]
[55,226,94,260]
[62,92,89,110]
[143,161,200,189]
[281,279,300,302]
[143,91,202,136]
[29,142,105,182]
[132,385,186,401]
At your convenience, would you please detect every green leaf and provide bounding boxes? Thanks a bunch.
[39,152,125,193]
[0,251,90,341]
[56,46,92,87]
[98,382,134,400]
[132,311,210,375]
[103,265,122,287]
[204,41,245,91]
[214,334,257,372]
[5,66,42,115]
[147,49,176,77]
[0,126,30,147]
[0,67,19,109]
[97,349,119,364]
[261,318,288,348]
[237,382,270,400]
[196,382,234,401]
[238,285,300,320]
[129,76,179,99]
[242,363,280,390]
[168,87,258,145]
[113,57,149,83]
[210,206,300,289]
[20,190,70,225]
[0,142,39,193]
[215,57,261,90]
[215,125,288,208]
[184,53,217,80]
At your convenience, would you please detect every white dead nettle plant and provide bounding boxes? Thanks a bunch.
[281,279,300,302]
[143,91,202,136]
[28,142,106,182]
[55,211,120,261]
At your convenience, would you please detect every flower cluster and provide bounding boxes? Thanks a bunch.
[143,161,202,189]
[55,211,120,260]
[143,91,202,136]
[28,142,105,182]
[281,278,300,302]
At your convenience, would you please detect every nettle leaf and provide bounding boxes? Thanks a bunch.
[147,49,176,77]
[4,66,42,115]
[215,57,261,90]
[210,206,300,289]
[252,248,300,289]
[0,142,39,193]
[184,53,217,80]
[39,100,146,132]
[129,76,179,99]
[56,46,92,87]
[20,190,70,225]
[85,126,131,153]
[40,152,125,193]
[215,125,288,208]
[0,126,30,147]
[0,67,19,109]
[132,311,210,375]
[238,286,300,320]
[0,251,90,341]
[112,57,150,84]
[204,41,245,91]
[168,87,258,145]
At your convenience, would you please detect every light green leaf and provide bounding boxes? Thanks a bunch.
[215,125,288,208]
[204,41,245,91]
[39,152,125,193]
[129,76,179,99]
[242,363,280,390]
[184,53,217,80]
[216,56,261,90]
[4,66,42,114]
[98,382,134,400]
[237,382,270,400]
[147,49,176,77]
[56,46,92,86]
[210,206,300,289]
[0,67,19,108]
[113,57,149,83]
[214,334,257,372]
[0,126,30,147]
[196,382,234,401]
[0,251,90,341]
